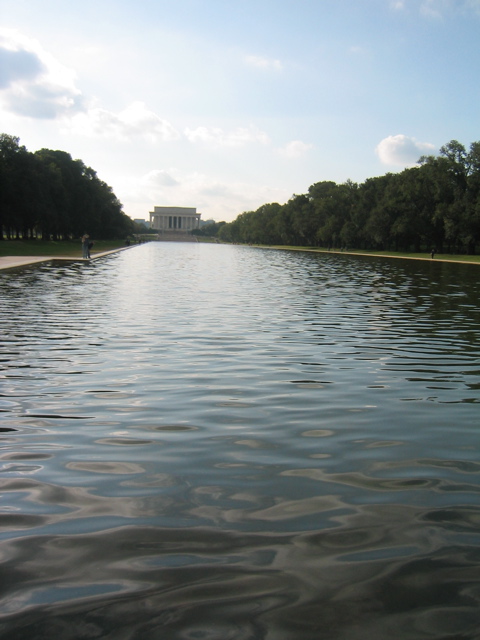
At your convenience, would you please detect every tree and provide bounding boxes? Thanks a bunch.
[1,134,131,241]
[204,137,480,255]
[0,134,29,239]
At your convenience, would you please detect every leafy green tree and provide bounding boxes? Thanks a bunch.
[252,203,283,244]
[1,134,131,241]
[34,148,132,240]
[283,194,312,245]
[191,221,226,238]
[0,134,29,239]
[317,181,357,248]
[463,142,480,253]
[34,154,69,239]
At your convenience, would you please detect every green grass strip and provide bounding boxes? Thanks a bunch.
[0,240,127,258]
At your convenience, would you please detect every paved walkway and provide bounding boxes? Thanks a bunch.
[0,247,131,271]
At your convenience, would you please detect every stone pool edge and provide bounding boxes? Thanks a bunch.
[0,246,133,271]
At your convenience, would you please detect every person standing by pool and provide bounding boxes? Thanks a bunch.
[81,234,90,259]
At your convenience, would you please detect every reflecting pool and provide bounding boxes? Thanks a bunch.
[1,243,480,639]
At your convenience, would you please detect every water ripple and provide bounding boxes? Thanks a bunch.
[1,244,480,637]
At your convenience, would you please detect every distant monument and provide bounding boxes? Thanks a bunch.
[149,206,201,234]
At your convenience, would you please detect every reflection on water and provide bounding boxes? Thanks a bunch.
[1,244,480,639]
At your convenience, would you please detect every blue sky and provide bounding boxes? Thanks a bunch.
[1,0,479,222]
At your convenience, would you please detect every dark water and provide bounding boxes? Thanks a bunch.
[1,243,480,639]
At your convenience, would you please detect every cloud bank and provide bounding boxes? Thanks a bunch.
[0,29,82,118]
[66,101,180,141]
[376,134,436,166]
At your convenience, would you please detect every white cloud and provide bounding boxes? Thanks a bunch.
[0,46,44,88]
[277,140,313,159]
[244,55,283,71]
[0,28,82,118]
[66,101,180,141]
[0,29,179,142]
[141,169,179,187]
[184,125,269,147]
[376,134,436,166]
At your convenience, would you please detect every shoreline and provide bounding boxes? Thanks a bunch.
[2,244,479,271]
[0,246,132,271]
[256,245,480,265]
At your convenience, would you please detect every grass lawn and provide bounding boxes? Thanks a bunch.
[0,239,128,258]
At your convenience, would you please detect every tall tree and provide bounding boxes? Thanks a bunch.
[0,134,29,239]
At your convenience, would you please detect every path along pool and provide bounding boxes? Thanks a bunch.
[1,242,480,639]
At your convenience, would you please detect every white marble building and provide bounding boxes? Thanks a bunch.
[149,206,201,233]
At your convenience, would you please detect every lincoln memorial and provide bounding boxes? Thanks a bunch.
[149,206,201,233]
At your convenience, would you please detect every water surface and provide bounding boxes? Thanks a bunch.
[1,243,480,639]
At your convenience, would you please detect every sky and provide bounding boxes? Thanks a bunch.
[1,0,480,223]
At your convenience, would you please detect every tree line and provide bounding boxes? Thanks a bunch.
[0,133,134,241]
[191,220,227,238]
[218,140,480,255]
